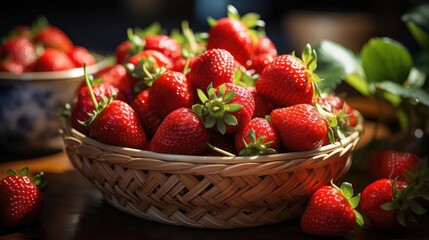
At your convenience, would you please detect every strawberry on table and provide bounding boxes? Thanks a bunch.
[300,181,364,237]
[360,178,426,231]
[151,107,210,155]
[0,167,45,228]
[368,150,421,182]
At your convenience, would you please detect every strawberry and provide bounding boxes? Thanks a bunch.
[206,5,258,66]
[206,131,237,156]
[360,178,427,230]
[89,99,147,149]
[187,48,236,90]
[300,181,364,237]
[144,35,182,61]
[34,25,74,53]
[33,48,75,72]
[71,82,119,135]
[368,150,421,182]
[0,167,45,228]
[254,36,277,57]
[148,70,194,118]
[255,44,320,107]
[247,53,275,75]
[115,28,145,64]
[151,107,210,155]
[246,86,275,118]
[2,36,37,71]
[270,103,328,152]
[130,89,163,138]
[0,59,24,73]
[95,64,137,102]
[313,95,357,127]
[68,46,96,68]
[193,82,255,134]
[234,117,280,156]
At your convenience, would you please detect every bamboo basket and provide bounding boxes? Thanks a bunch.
[60,114,363,229]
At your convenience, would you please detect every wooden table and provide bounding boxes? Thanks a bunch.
[1,143,429,240]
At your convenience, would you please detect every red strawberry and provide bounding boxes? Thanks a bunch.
[144,35,182,61]
[115,28,145,64]
[34,48,75,72]
[368,150,420,182]
[206,131,237,156]
[270,103,328,151]
[256,44,319,107]
[313,95,357,127]
[193,82,255,134]
[89,99,147,149]
[254,36,277,57]
[0,167,45,228]
[247,53,275,75]
[2,36,37,70]
[246,86,275,118]
[300,181,364,237]
[234,117,280,155]
[0,59,24,73]
[95,64,137,102]
[71,82,119,135]
[148,70,194,118]
[151,107,210,155]
[206,5,256,66]
[34,25,74,53]
[187,48,236,90]
[360,178,422,231]
[127,49,174,70]
[68,46,96,68]
[130,89,163,138]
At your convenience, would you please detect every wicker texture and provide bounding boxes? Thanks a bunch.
[61,119,362,229]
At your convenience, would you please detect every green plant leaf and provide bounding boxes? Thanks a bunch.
[361,37,413,84]
[344,73,373,96]
[402,4,429,52]
[377,81,429,107]
[314,40,358,90]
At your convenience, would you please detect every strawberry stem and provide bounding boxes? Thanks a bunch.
[83,63,98,109]
[207,142,236,157]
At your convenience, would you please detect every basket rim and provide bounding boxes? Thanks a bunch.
[61,110,363,164]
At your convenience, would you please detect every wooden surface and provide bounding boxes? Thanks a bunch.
[1,143,429,239]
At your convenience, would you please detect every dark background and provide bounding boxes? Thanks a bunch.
[0,0,420,55]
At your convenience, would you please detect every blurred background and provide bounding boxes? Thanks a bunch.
[0,0,419,55]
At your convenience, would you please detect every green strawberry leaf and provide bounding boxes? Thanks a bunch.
[302,43,317,72]
[227,5,240,19]
[223,89,235,103]
[225,103,243,112]
[7,169,18,176]
[314,40,358,90]
[376,81,429,107]
[340,182,354,199]
[196,88,209,103]
[361,37,413,84]
[401,4,429,52]
[207,16,217,27]
[223,113,238,126]
[355,210,365,227]
[410,200,427,215]
[217,118,227,135]
[241,12,262,28]
[349,194,361,209]
[205,115,216,128]
[345,73,373,97]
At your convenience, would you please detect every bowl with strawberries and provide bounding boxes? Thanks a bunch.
[61,5,363,229]
[0,17,114,156]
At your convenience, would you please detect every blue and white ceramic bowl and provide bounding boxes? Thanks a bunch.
[0,55,114,156]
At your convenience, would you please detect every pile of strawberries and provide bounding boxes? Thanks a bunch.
[68,5,358,157]
[0,16,96,73]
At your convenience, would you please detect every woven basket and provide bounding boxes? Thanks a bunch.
[60,114,363,229]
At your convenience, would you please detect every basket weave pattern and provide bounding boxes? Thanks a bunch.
[61,120,362,229]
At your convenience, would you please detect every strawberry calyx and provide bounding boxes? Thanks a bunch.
[238,128,277,156]
[331,180,365,227]
[6,167,46,191]
[233,65,259,87]
[125,28,145,59]
[125,58,167,91]
[314,100,355,144]
[192,83,243,135]
[381,178,427,227]
[292,44,323,98]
